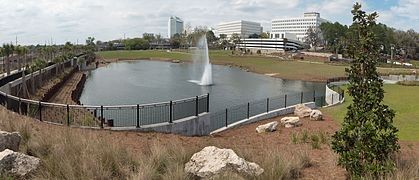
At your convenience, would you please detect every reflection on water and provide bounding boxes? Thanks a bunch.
[80,61,326,112]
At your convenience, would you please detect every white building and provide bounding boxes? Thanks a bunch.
[237,38,302,53]
[216,20,262,39]
[271,12,328,41]
[168,16,184,38]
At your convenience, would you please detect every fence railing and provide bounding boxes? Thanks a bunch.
[0,91,209,128]
[209,90,341,132]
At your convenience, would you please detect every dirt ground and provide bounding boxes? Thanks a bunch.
[2,106,417,179]
[48,71,84,104]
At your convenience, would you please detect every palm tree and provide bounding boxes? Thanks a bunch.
[15,45,24,71]
[0,47,3,73]
[2,44,14,75]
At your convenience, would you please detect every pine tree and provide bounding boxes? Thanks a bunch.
[331,3,400,178]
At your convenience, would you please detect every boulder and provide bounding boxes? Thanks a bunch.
[0,131,21,152]
[185,146,264,178]
[310,110,323,121]
[0,149,40,178]
[280,117,302,128]
[294,104,313,118]
[256,121,278,133]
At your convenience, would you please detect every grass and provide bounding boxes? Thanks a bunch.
[322,84,419,141]
[397,81,419,86]
[0,107,317,179]
[290,130,329,149]
[411,60,419,67]
[97,50,413,82]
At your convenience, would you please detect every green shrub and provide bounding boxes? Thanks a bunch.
[331,3,400,178]
[310,134,320,149]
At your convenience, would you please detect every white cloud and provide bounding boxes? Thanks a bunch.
[378,0,419,31]
[0,0,417,45]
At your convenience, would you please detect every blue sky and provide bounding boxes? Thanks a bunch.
[0,0,418,45]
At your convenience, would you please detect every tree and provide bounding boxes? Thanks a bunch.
[305,27,321,51]
[331,3,399,178]
[248,33,260,38]
[170,33,182,49]
[143,33,156,43]
[230,33,241,46]
[123,38,150,50]
[319,22,348,51]
[206,30,217,44]
[219,34,227,40]
[260,32,269,39]
[2,44,14,75]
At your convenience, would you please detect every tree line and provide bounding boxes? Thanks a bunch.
[317,21,419,60]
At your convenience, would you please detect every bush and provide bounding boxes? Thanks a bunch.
[331,3,400,178]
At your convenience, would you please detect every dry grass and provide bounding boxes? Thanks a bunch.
[0,107,417,179]
[0,107,315,179]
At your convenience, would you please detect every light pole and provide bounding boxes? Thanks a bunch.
[390,44,394,62]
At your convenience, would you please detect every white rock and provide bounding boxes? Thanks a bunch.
[310,110,323,121]
[294,104,313,118]
[0,131,21,152]
[0,149,40,178]
[256,121,278,133]
[280,117,302,128]
[185,146,264,178]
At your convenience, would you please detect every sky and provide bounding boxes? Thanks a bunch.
[0,0,418,45]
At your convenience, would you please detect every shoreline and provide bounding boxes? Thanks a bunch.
[97,56,332,82]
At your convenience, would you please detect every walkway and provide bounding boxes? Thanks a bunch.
[49,72,84,104]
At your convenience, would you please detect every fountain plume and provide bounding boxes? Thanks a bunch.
[189,35,213,86]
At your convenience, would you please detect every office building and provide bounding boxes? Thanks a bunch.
[271,12,328,41]
[168,16,184,38]
[216,20,262,39]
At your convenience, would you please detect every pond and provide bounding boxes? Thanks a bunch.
[80,60,326,113]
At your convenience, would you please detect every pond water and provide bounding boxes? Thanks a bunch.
[80,60,326,113]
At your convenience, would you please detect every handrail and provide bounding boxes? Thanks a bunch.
[0,66,208,110]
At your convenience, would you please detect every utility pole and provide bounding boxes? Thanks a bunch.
[391,45,394,62]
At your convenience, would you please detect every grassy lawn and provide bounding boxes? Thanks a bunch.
[322,84,419,141]
[97,50,412,82]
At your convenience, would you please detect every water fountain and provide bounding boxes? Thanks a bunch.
[189,35,213,86]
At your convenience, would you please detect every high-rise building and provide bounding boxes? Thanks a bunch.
[216,20,262,39]
[168,16,184,38]
[271,12,328,41]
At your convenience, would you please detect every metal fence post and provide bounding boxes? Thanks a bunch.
[266,98,269,113]
[247,102,250,119]
[67,104,70,126]
[5,94,8,109]
[225,108,228,127]
[300,92,303,104]
[313,90,316,102]
[136,104,140,128]
[206,93,210,112]
[38,101,42,121]
[284,94,287,108]
[195,96,199,116]
[100,105,104,129]
[169,101,173,123]
[331,94,334,105]
[18,98,21,114]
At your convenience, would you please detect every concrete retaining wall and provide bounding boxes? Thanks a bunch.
[110,113,211,136]
[325,85,343,106]
[211,102,315,134]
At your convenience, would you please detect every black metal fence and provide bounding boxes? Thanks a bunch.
[0,91,209,128]
[209,89,345,132]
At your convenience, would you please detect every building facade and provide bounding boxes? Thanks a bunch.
[168,16,184,38]
[237,38,303,53]
[216,20,262,39]
[271,12,328,41]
